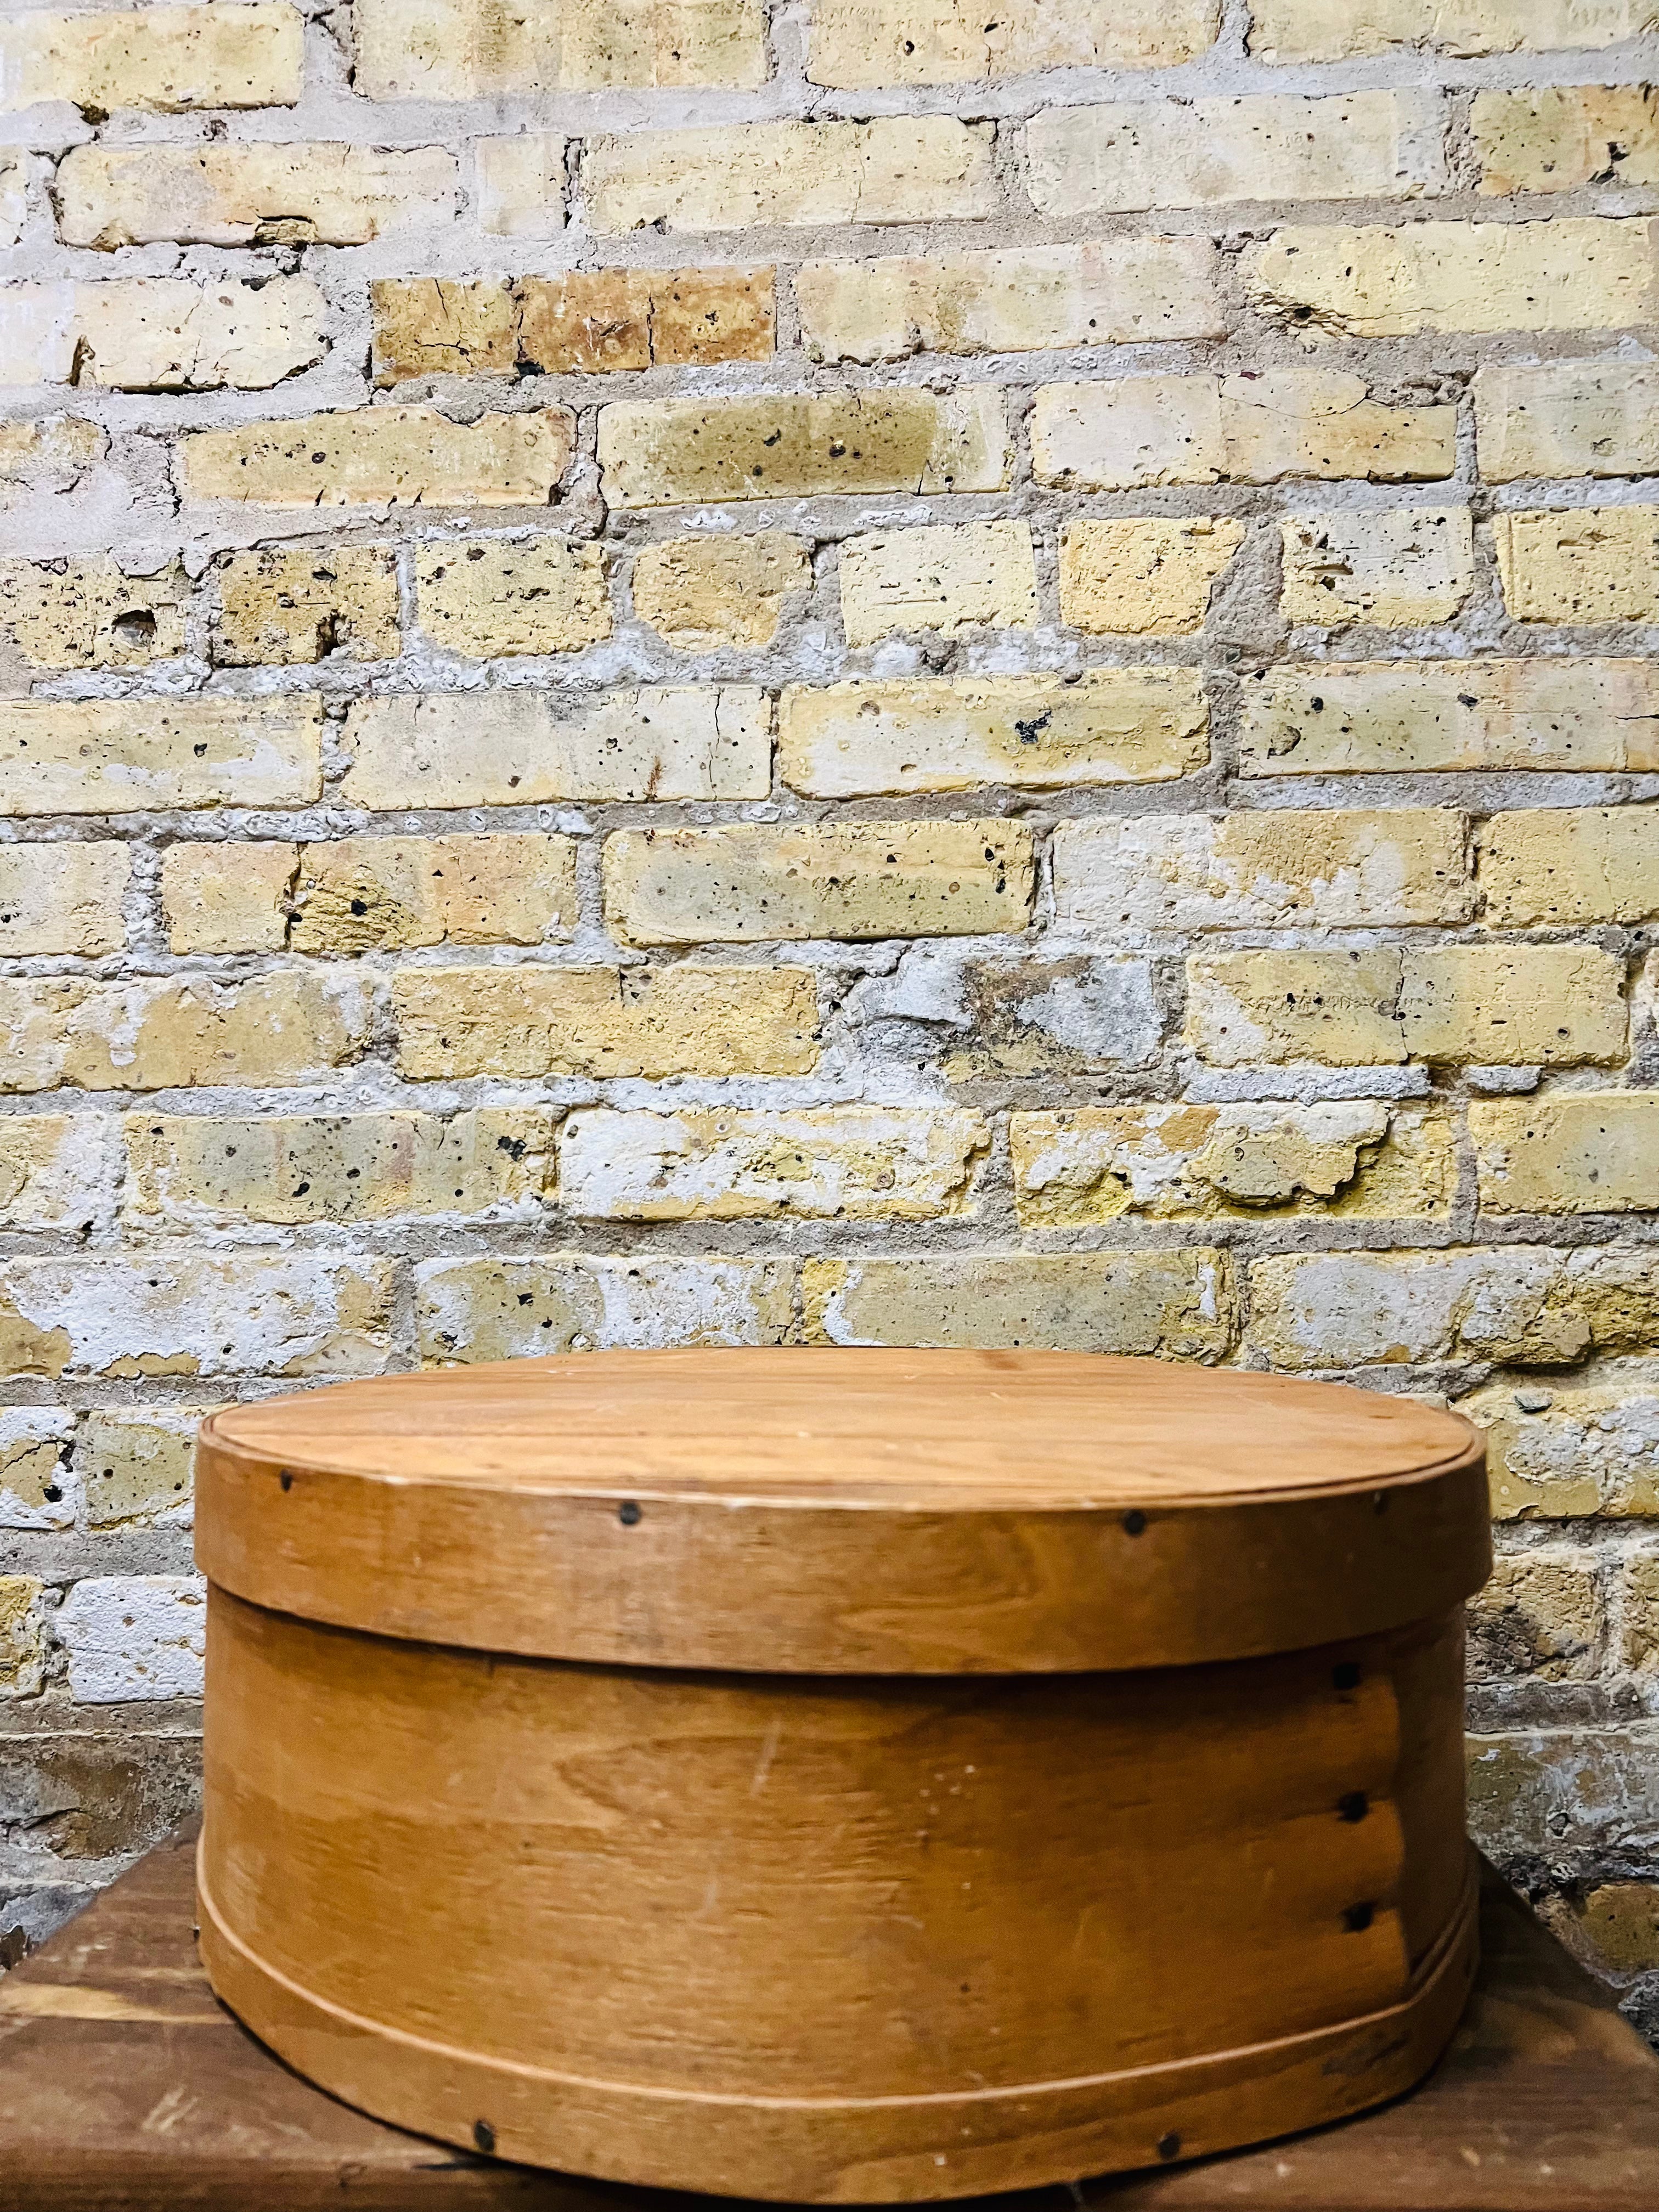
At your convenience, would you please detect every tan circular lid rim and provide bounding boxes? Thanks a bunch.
[195,1348,1491,1675]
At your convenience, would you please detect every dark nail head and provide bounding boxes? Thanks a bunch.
[1156,2134,1181,2162]
[1332,1661,1361,1691]
[618,1501,642,1527]
[473,2121,496,2155]
[1122,1509,1147,1537]
[1343,1901,1375,1933]
[1338,1791,1369,1824]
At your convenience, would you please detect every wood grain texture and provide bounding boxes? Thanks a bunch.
[196,1350,1490,1672]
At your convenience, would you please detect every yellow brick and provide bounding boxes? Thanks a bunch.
[0,276,324,391]
[160,842,296,954]
[1054,808,1471,933]
[123,1110,556,1226]
[370,278,516,382]
[1400,944,1628,1066]
[1240,659,1659,776]
[1247,219,1657,337]
[414,537,609,656]
[417,1255,793,1362]
[1249,0,1651,61]
[1013,1102,1451,1223]
[1480,808,1659,925]
[797,241,1224,363]
[803,1250,1235,1360]
[559,1106,990,1220]
[603,820,1034,945]
[599,390,1006,509]
[780,669,1208,795]
[518,267,775,371]
[0,973,368,1093]
[292,834,577,954]
[0,557,186,668]
[631,533,808,650]
[0,1411,74,1526]
[182,407,574,507]
[1470,1553,1602,1682]
[392,964,818,1079]
[215,545,400,664]
[0,696,321,815]
[353,0,767,97]
[806,0,1217,82]
[1497,506,1659,623]
[1461,1378,1635,1521]
[840,520,1036,644]
[1032,371,1454,490]
[1542,1880,1659,1974]
[1474,85,1659,195]
[0,1577,45,1697]
[1280,508,1475,628]
[0,844,129,957]
[0,1115,120,1229]
[340,688,769,808]
[1027,92,1444,216]
[57,140,460,248]
[1471,1094,1659,1214]
[77,1409,209,1528]
[1060,518,1245,636]
[0,414,103,491]
[583,117,997,234]
[0,4,303,114]
[1475,363,1659,483]
[0,1254,392,1381]
[1186,950,1408,1066]
[476,136,564,240]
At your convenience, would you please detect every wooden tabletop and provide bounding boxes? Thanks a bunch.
[2,1829,1656,2211]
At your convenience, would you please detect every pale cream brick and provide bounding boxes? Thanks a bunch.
[0,972,368,1093]
[840,520,1036,645]
[796,240,1224,364]
[292,834,577,954]
[1280,508,1475,628]
[476,136,565,240]
[340,688,770,808]
[56,141,460,249]
[1031,372,1454,492]
[0,4,303,114]
[1470,1553,1602,1683]
[1246,219,1658,337]
[0,1577,45,1698]
[54,1575,207,1703]
[0,844,128,957]
[161,842,295,955]
[0,157,24,248]
[599,389,1006,509]
[1186,949,1408,1066]
[415,537,609,656]
[631,533,808,650]
[182,407,574,507]
[1060,518,1245,636]
[392,964,818,1079]
[904,953,1165,1080]
[559,1106,990,1220]
[1054,808,1471,935]
[0,277,324,392]
[583,117,997,234]
[780,669,1208,796]
[1474,86,1659,195]
[1475,364,1659,484]
[803,1250,1235,1361]
[0,1254,391,1380]
[0,1115,120,1229]
[1240,659,1659,776]
[417,1255,792,1363]
[1013,1102,1451,1223]
[0,1411,74,1532]
[1462,1374,1659,1520]
[519,268,774,372]
[604,820,1033,945]
[1247,1245,1659,1371]
[77,1410,207,1528]
[215,545,400,665]
[1400,944,1629,1067]
[1472,1094,1659,1214]
[0,557,185,669]
[123,1109,557,1227]
[1497,506,1659,623]
[0,414,102,490]
[1027,92,1445,217]
[1621,1559,1659,1672]
[1249,0,1655,62]
[806,0,1218,83]
[0,696,321,815]
[353,0,767,98]
[369,278,516,382]
[1480,808,1659,925]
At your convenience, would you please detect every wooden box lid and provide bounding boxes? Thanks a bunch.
[195,1348,1489,1675]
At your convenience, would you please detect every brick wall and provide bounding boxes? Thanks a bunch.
[1,0,1658,2025]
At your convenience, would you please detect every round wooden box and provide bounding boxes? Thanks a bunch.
[194,1349,1490,2204]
